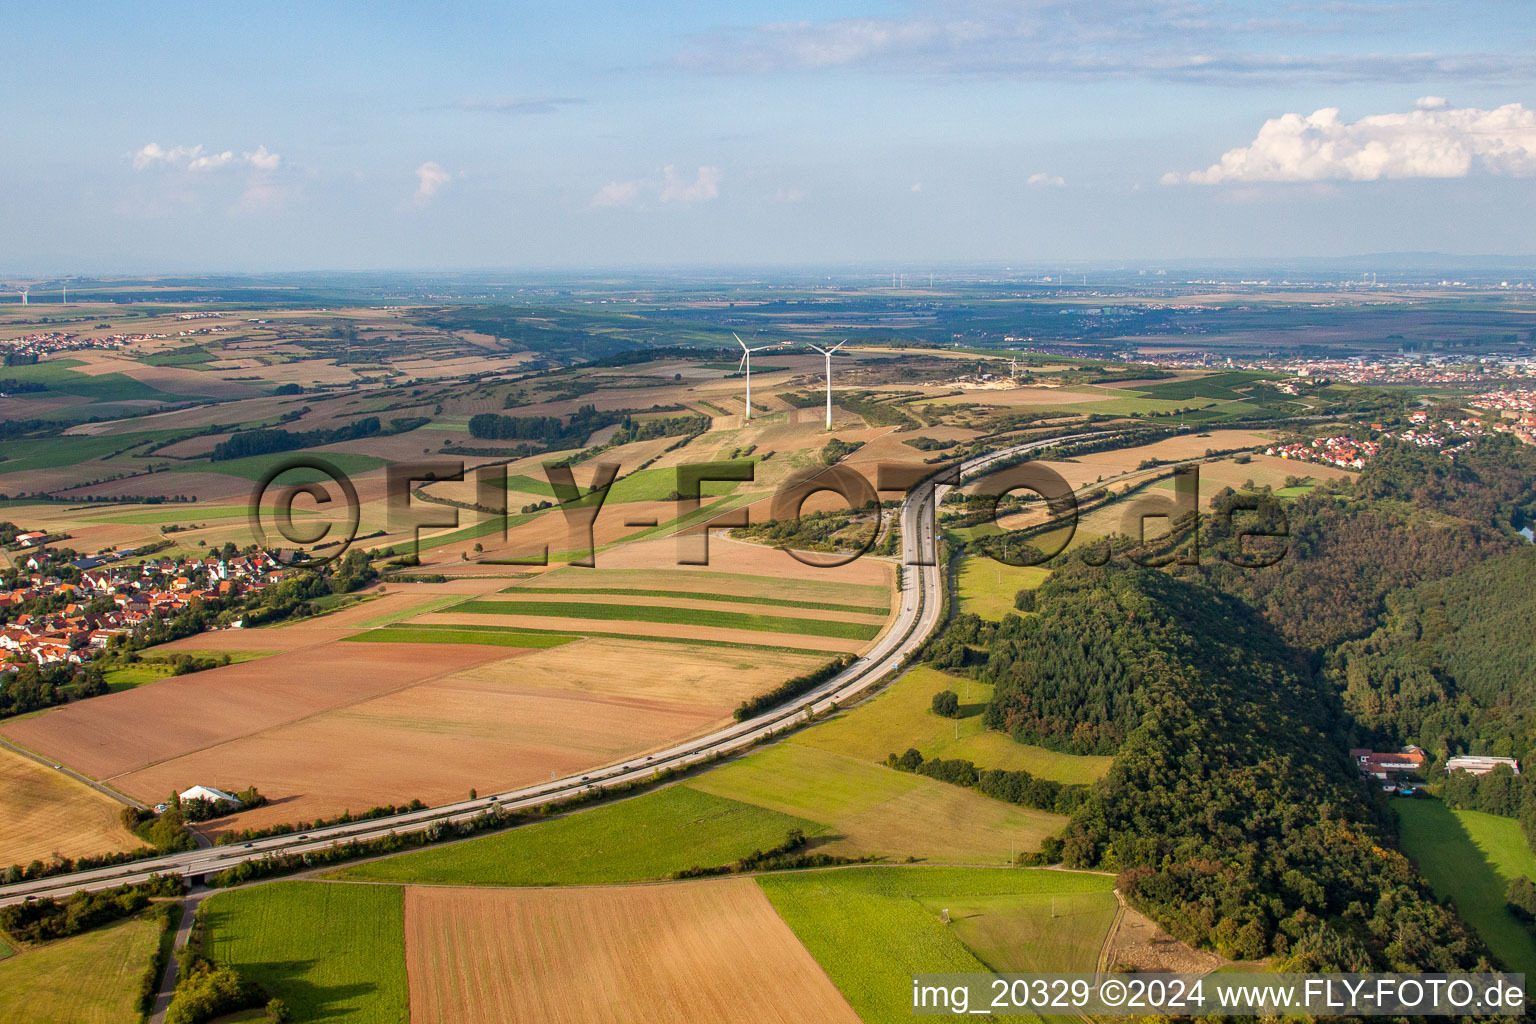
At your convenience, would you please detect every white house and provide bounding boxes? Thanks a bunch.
[179,785,240,806]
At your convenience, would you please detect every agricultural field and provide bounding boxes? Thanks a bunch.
[404,879,860,1024]
[1394,799,1536,976]
[330,785,822,886]
[793,666,1113,785]
[0,745,142,867]
[688,742,1064,863]
[954,557,1050,620]
[0,914,164,1024]
[201,881,409,1024]
[759,867,1116,1024]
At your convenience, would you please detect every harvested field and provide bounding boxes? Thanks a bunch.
[0,746,143,866]
[0,642,509,782]
[593,534,893,590]
[403,879,860,1024]
[105,636,812,832]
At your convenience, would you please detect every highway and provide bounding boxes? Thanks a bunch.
[0,430,1111,906]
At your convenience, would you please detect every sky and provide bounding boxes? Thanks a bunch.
[4,0,1536,273]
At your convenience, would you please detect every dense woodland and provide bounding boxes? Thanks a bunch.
[925,434,1536,970]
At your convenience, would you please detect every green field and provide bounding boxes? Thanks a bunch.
[759,867,1115,1024]
[360,620,829,656]
[103,649,270,691]
[0,359,178,404]
[449,598,881,640]
[174,451,389,482]
[342,627,575,649]
[0,915,163,1024]
[0,431,173,476]
[507,584,889,616]
[526,567,891,604]
[328,785,824,886]
[955,557,1051,621]
[1135,370,1278,402]
[688,742,1066,863]
[0,939,9,961]
[201,881,408,1024]
[796,666,1112,784]
[1394,798,1536,975]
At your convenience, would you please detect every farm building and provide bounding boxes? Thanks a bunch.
[1445,755,1521,776]
[1350,747,1426,778]
[179,785,240,805]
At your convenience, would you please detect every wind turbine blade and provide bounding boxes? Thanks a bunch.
[734,332,748,352]
[830,340,846,353]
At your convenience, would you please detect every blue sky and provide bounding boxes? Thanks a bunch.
[4,1,1536,272]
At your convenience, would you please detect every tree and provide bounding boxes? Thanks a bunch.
[1508,877,1536,923]
[266,997,291,1023]
[931,690,960,718]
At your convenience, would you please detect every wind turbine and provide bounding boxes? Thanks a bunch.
[19,289,27,307]
[1008,357,1019,380]
[733,333,774,421]
[806,339,846,430]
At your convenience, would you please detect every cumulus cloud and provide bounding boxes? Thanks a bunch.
[660,165,722,203]
[414,161,451,203]
[592,179,644,208]
[675,1,1536,85]
[1026,172,1065,186]
[1164,101,1536,184]
[132,143,281,172]
[591,166,723,208]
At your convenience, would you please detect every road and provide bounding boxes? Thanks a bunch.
[0,430,1112,907]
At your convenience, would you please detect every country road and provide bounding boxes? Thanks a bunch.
[0,430,1112,907]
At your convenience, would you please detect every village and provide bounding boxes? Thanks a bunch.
[0,538,284,670]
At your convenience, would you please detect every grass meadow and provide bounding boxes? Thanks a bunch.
[1393,798,1536,976]
[758,867,1115,1024]
[0,915,163,1024]
[450,598,881,640]
[955,557,1051,620]
[328,786,824,886]
[202,881,409,1024]
[795,666,1112,784]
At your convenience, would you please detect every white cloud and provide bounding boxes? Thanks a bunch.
[1165,102,1536,184]
[910,182,923,192]
[245,145,281,171]
[660,164,722,203]
[132,142,281,173]
[1416,95,1448,110]
[592,179,644,208]
[414,161,451,203]
[592,166,723,208]
[1026,172,1065,186]
[774,187,806,203]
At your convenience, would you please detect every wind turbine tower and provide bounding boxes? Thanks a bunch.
[61,284,66,305]
[20,289,27,307]
[732,333,774,421]
[806,339,846,430]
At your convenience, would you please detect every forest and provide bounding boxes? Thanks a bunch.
[987,565,1494,969]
